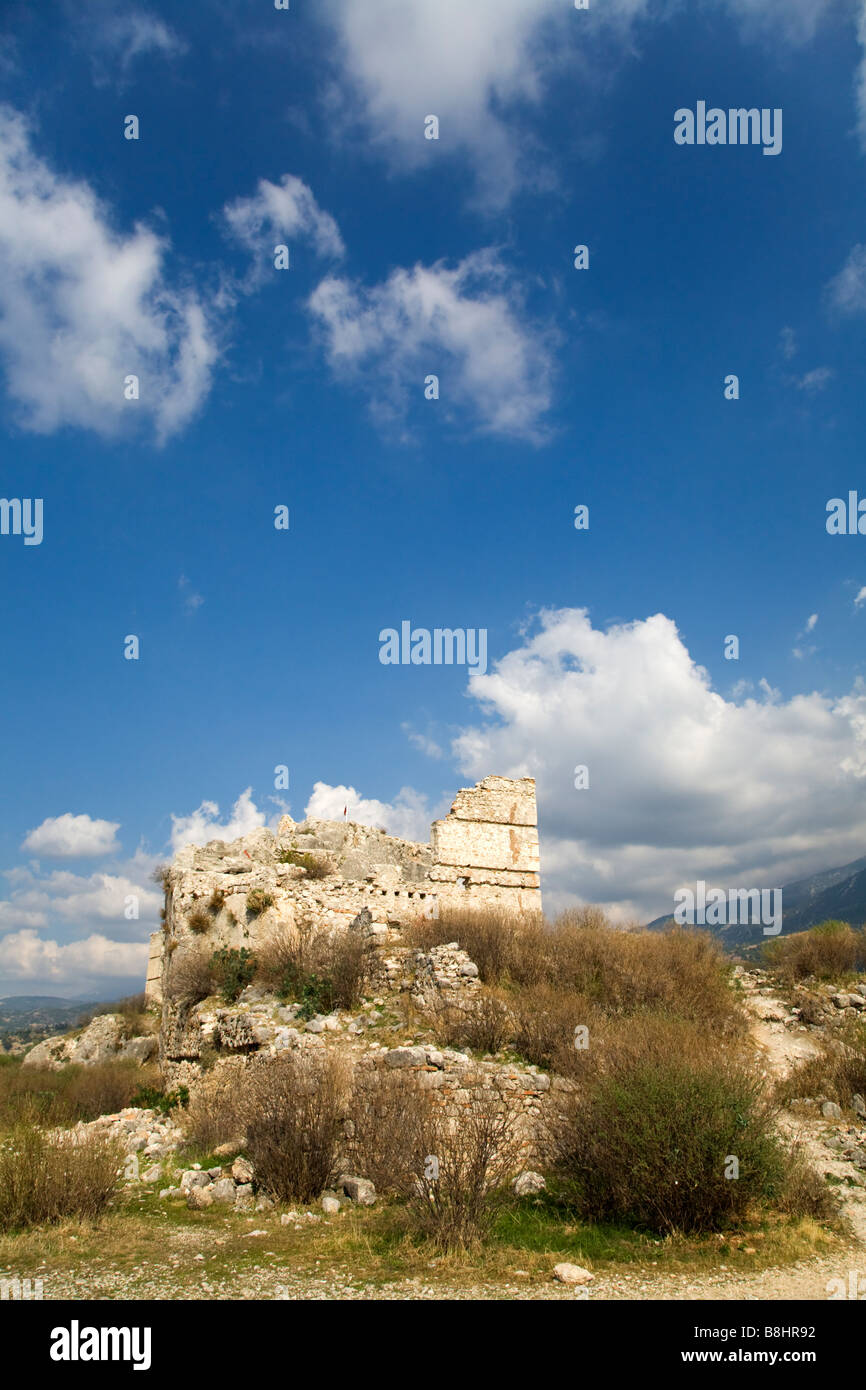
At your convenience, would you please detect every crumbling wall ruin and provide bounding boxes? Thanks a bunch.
[146,775,540,1009]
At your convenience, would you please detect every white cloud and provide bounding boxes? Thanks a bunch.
[308,249,554,440]
[795,367,833,393]
[223,174,345,277]
[793,612,819,658]
[178,574,204,614]
[323,0,841,201]
[322,0,566,204]
[0,929,148,983]
[304,781,433,843]
[0,107,219,442]
[0,864,161,934]
[856,0,866,150]
[402,724,445,760]
[449,607,866,921]
[170,788,266,852]
[827,244,866,315]
[22,813,121,859]
[779,325,797,359]
[723,0,835,46]
[855,587,866,608]
[83,6,188,74]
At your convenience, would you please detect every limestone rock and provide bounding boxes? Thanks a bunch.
[231,1157,254,1184]
[210,1178,237,1205]
[338,1175,376,1206]
[553,1263,594,1285]
[187,1186,214,1210]
[512,1171,546,1197]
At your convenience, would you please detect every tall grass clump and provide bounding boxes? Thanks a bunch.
[0,1111,121,1231]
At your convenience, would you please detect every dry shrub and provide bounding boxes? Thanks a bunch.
[348,1067,521,1248]
[0,1060,160,1129]
[165,944,215,1005]
[182,1063,248,1154]
[0,1112,122,1230]
[545,1016,787,1233]
[278,850,334,879]
[187,908,211,934]
[401,1091,521,1251]
[432,989,513,1055]
[243,1051,348,1202]
[406,909,738,1032]
[404,907,548,986]
[511,984,601,1075]
[256,920,367,1016]
[763,921,866,983]
[346,1068,425,1195]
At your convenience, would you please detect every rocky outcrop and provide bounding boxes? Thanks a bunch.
[22,1014,157,1070]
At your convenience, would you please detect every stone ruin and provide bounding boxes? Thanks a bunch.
[145,774,541,1008]
[142,776,556,1157]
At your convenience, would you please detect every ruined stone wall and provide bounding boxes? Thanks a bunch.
[429,775,541,915]
[147,774,541,1008]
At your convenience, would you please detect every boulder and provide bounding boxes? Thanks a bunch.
[338,1175,376,1206]
[232,1157,255,1184]
[512,1171,546,1198]
[384,1046,428,1068]
[553,1263,594,1286]
[187,1187,214,1210]
[180,1169,211,1192]
[210,1178,237,1205]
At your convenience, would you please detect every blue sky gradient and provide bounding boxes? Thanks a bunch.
[1,0,866,996]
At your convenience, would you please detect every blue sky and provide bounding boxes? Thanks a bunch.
[1,0,866,998]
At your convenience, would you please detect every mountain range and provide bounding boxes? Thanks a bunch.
[647,855,866,946]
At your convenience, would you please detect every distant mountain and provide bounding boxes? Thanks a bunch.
[0,996,95,1033]
[647,854,866,946]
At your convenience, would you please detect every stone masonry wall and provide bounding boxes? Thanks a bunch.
[146,775,541,1008]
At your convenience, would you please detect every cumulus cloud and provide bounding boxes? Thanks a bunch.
[855,587,866,608]
[170,788,266,852]
[304,781,434,843]
[22,813,121,859]
[0,107,219,442]
[323,0,841,201]
[322,0,567,203]
[0,864,161,935]
[223,174,344,280]
[449,607,866,922]
[308,249,554,440]
[0,930,148,985]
